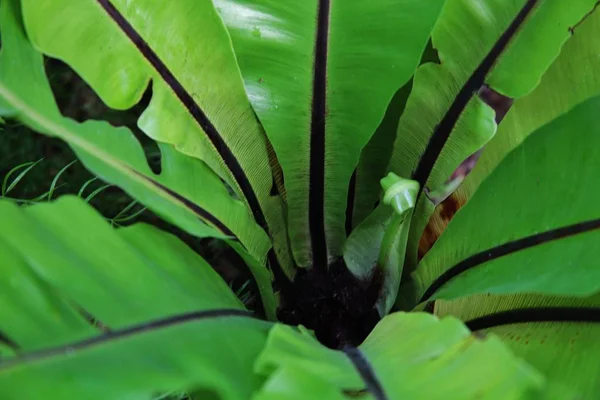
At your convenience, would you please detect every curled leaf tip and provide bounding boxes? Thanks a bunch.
[381,173,419,216]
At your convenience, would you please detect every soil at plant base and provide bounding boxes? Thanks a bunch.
[277,258,383,349]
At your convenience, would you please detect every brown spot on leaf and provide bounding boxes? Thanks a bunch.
[418,194,467,259]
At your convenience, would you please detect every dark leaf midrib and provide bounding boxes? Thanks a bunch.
[412,0,538,191]
[309,0,331,269]
[96,0,292,290]
[343,346,388,400]
[466,307,600,331]
[136,171,236,237]
[420,217,600,302]
[95,0,268,233]
[0,309,254,371]
[0,331,19,351]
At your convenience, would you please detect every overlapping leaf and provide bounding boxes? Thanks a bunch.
[254,312,543,399]
[0,197,271,400]
[344,0,599,313]
[421,6,600,256]
[0,0,277,316]
[414,95,600,303]
[216,0,443,268]
[387,0,598,273]
[19,0,294,276]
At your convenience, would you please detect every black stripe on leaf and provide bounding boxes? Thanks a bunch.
[412,0,538,190]
[569,1,600,34]
[343,346,388,400]
[0,331,19,351]
[0,309,253,370]
[420,217,600,302]
[466,307,600,331]
[95,0,268,233]
[138,173,236,237]
[309,0,331,270]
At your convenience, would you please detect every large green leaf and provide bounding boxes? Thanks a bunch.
[349,43,441,233]
[387,0,598,274]
[254,367,346,400]
[349,84,413,232]
[0,0,278,317]
[19,0,294,277]
[216,0,443,268]
[422,7,600,256]
[414,95,600,303]
[0,197,271,400]
[465,3,600,190]
[254,312,543,399]
[435,293,600,399]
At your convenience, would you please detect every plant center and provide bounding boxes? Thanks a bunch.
[277,258,383,349]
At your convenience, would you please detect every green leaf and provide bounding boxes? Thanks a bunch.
[83,183,112,203]
[414,95,600,303]
[254,367,346,400]
[434,293,600,399]
[0,196,271,399]
[387,0,599,274]
[19,0,293,278]
[255,312,543,399]
[421,7,600,267]
[77,177,99,198]
[46,159,77,200]
[459,5,600,209]
[216,0,443,268]
[1,157,43,195]
[0,0,277,317]
[255,325,362,389]
[349,83,413,231]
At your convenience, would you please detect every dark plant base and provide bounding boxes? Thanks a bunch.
[277,259,383,349]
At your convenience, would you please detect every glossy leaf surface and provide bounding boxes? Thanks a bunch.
[217,0,443,268]
[19,0,294,277]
